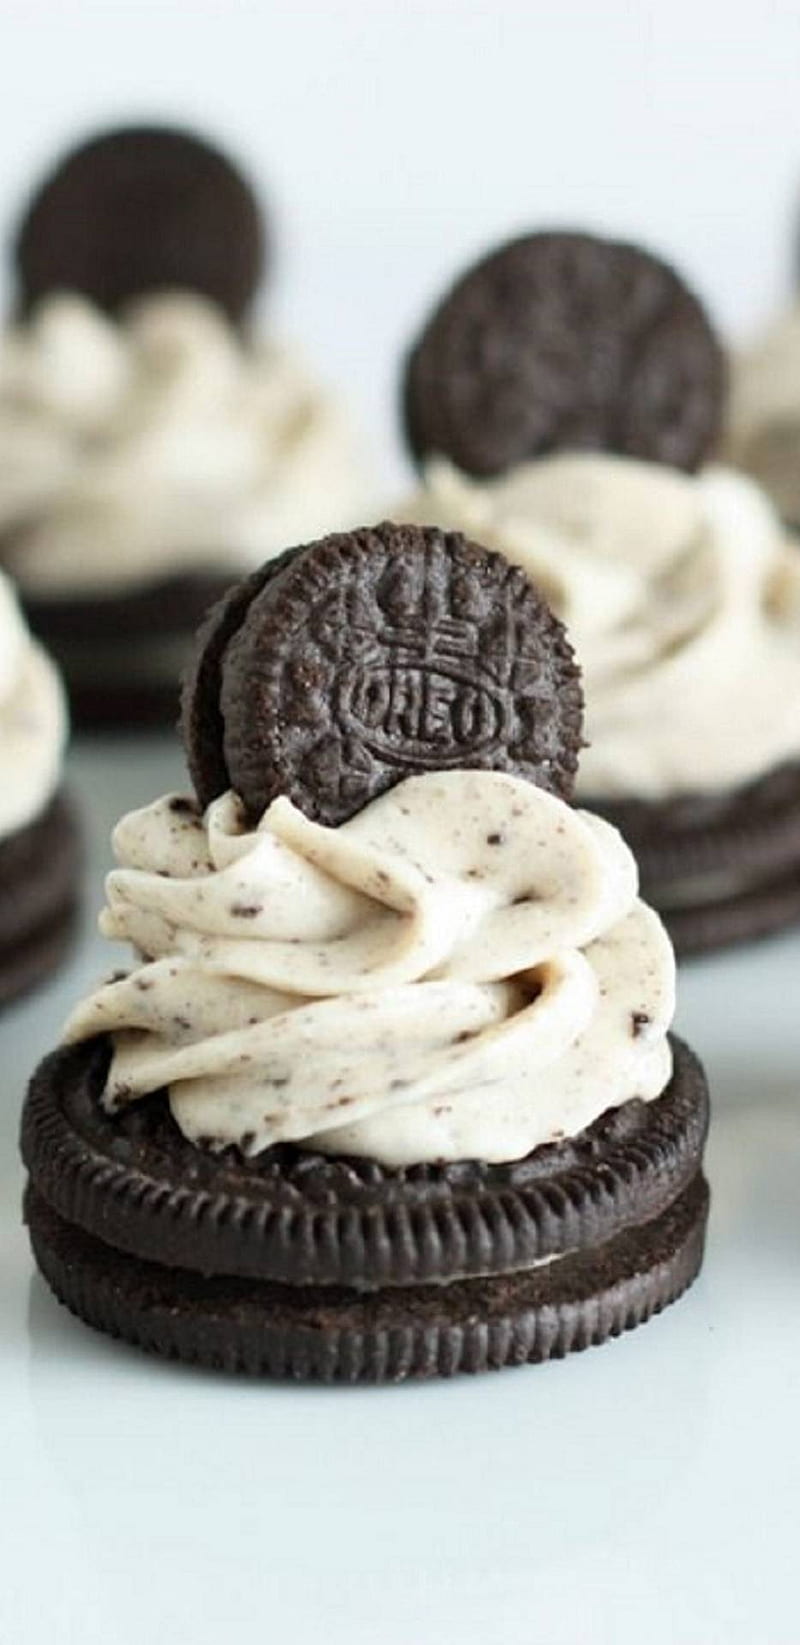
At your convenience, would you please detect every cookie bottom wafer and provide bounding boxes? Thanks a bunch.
[26,1173,709,1383]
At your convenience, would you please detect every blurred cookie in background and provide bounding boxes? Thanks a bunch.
[14,124,265,324]
[1,126,370,727]
[398,229,800,955]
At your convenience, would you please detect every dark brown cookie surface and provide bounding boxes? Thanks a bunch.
[22,1034,708,1289]
[14,125,265,322]
[25,1172,708,1382]
[403,231,725,478]
[182,548,303,810]
[182,523,584,826]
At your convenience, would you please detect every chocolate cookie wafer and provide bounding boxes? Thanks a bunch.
[23,1035,708,1290]
[14,125,265,323]
[182,546,304,809]
[182,522,584,826]
[22,1036,709,1380]
[403,231,725,478]
[25,1173,708,1381]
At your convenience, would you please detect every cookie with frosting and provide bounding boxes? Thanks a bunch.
[0,570,80,1005]
[1,128,369,726]
[399,231,800,954]
[21,523,709,1382]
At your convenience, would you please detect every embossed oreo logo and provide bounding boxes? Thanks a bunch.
[336,661,508,767]
[201,521,581,833]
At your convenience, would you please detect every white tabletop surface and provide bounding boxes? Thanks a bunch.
[3,735,799,1645]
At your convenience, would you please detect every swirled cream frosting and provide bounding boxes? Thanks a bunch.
[65,771,675,1167]
[725,305,800,525]
[0,293,367,595]
[0,568,67,840]
[401,455,800,800]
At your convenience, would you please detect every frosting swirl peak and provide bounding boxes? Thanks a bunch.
[0,293,367,595]
[65,771,674,1166]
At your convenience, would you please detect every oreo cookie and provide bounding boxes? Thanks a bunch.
[181,522,584,826]
[14,125,265,322]
[22,1036,709,1381]
[403,231,725,478]
[0,790,80,1007]
[21,524,712,1381]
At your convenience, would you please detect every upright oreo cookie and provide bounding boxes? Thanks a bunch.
[403,231,725,477]
[15,125,265,322]
[182,522,584,826]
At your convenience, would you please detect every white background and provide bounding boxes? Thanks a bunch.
[1,0,800,481]
[2,5,800,1642]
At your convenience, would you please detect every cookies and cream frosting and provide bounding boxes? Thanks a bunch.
[401,455,800,800]
[0,569,67,840]
[0,293,367,596]
[725,306,800,525]
[65,770,675,1167]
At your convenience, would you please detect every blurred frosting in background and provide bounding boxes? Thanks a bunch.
[0,125,373,725]
[401,454,800,800]
[0,121,373,646]
[0,292,367,596]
